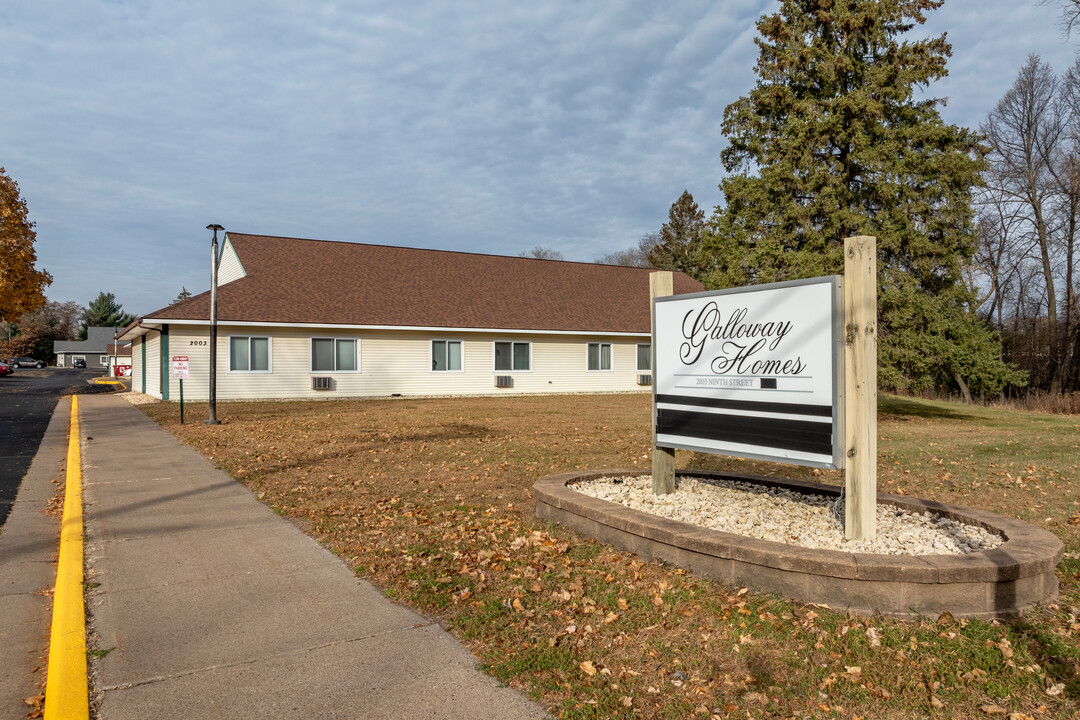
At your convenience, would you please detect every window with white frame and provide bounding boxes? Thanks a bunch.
[636,343,651,372]
[229,336,271,372]
[494,341,531,371]
[311,338,359,372]
[100,355,109,365]
[587,342,612,371]
[431,340,463,371]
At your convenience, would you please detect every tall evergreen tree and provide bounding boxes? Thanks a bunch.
[171,287,193,305]
[80,292,136,339]
[703,0,1023,395]
[648,190,706,277]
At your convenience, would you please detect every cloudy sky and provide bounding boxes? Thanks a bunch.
[2,0,1076,315]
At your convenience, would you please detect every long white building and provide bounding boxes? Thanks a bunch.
[118,232,702,401]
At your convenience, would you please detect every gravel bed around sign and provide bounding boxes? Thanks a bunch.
[571,475,1004,556]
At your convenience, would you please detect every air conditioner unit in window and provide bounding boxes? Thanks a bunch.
[495,375,513,388]
[637,374,652,386]
[312,376,332,390]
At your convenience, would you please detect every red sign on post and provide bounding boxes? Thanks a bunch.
[171,356,190,380]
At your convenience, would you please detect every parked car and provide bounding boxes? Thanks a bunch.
[72,358,87,368]
[7,356,45,368]
[0,361,14,377]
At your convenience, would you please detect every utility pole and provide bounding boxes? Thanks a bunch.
[205,224,224,425]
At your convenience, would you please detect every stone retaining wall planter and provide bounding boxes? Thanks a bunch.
[533,469,1064,620]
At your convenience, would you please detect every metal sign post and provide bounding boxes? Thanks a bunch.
[171,356,190,425]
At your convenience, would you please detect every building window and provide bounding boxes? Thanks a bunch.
[432,340,463,372]
[311,338,359,372]
[587,342,612,371]
[637,344,651,372]
[229,336,271,372]
[494,341,531,371]
[100,355,109,365]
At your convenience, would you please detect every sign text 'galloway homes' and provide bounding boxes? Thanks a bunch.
[653,277,842,469]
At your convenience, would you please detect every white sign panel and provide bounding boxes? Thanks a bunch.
[171,355,190,380]
[654,276,842,469]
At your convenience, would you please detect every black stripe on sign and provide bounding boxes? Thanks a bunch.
[656,393,832,418]
[657,408,833,456]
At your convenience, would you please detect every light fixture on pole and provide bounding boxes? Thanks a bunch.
[205,224,224,425]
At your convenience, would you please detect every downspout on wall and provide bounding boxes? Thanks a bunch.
[160,325,170,401]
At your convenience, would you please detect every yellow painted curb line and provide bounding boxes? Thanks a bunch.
[93,378,127,391]
[44,395,89,720]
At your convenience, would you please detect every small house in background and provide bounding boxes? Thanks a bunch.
[107,341,133,377]
[54,327,122,370]
[118,233,703,401]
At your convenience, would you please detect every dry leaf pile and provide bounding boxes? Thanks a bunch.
[143,394,1080,719]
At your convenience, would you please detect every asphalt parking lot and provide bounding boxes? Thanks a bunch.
[0,367,103,527]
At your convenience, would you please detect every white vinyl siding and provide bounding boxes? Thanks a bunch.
[311,338,359,372]
[494,341,531,372]
[157,327,649,401]
[128,338,139,387]
[144,335,161,397]
[587,342,612,371]
[216,237,247,285]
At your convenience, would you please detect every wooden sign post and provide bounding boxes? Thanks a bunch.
[648,238,876,540]
[650,271,675,495]
[843,236,877,540]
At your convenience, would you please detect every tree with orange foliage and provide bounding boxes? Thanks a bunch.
[1,167,52,322]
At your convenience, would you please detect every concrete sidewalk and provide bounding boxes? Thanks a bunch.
[77,394,550,719]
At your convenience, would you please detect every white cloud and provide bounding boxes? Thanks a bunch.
[0,0,1074,313]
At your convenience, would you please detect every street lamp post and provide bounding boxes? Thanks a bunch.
[206,224,224,425]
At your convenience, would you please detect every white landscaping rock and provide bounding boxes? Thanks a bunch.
[571,475,1003,557]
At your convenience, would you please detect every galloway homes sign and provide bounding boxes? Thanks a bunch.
[653,276,843,469]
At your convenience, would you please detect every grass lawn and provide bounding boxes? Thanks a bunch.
[141,393,1080,719]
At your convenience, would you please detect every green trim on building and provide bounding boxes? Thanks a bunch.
[160,326,170,401]
[141,338,146,393]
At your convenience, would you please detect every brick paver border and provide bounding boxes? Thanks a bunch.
[533,470,1064,619]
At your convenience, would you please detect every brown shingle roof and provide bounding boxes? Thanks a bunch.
[145,233,704,334]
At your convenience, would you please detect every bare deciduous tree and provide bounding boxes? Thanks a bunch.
[977,54,1080,391]
[594,232,659,267]
[1041,0,1080,37]
[518,246,565,261]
